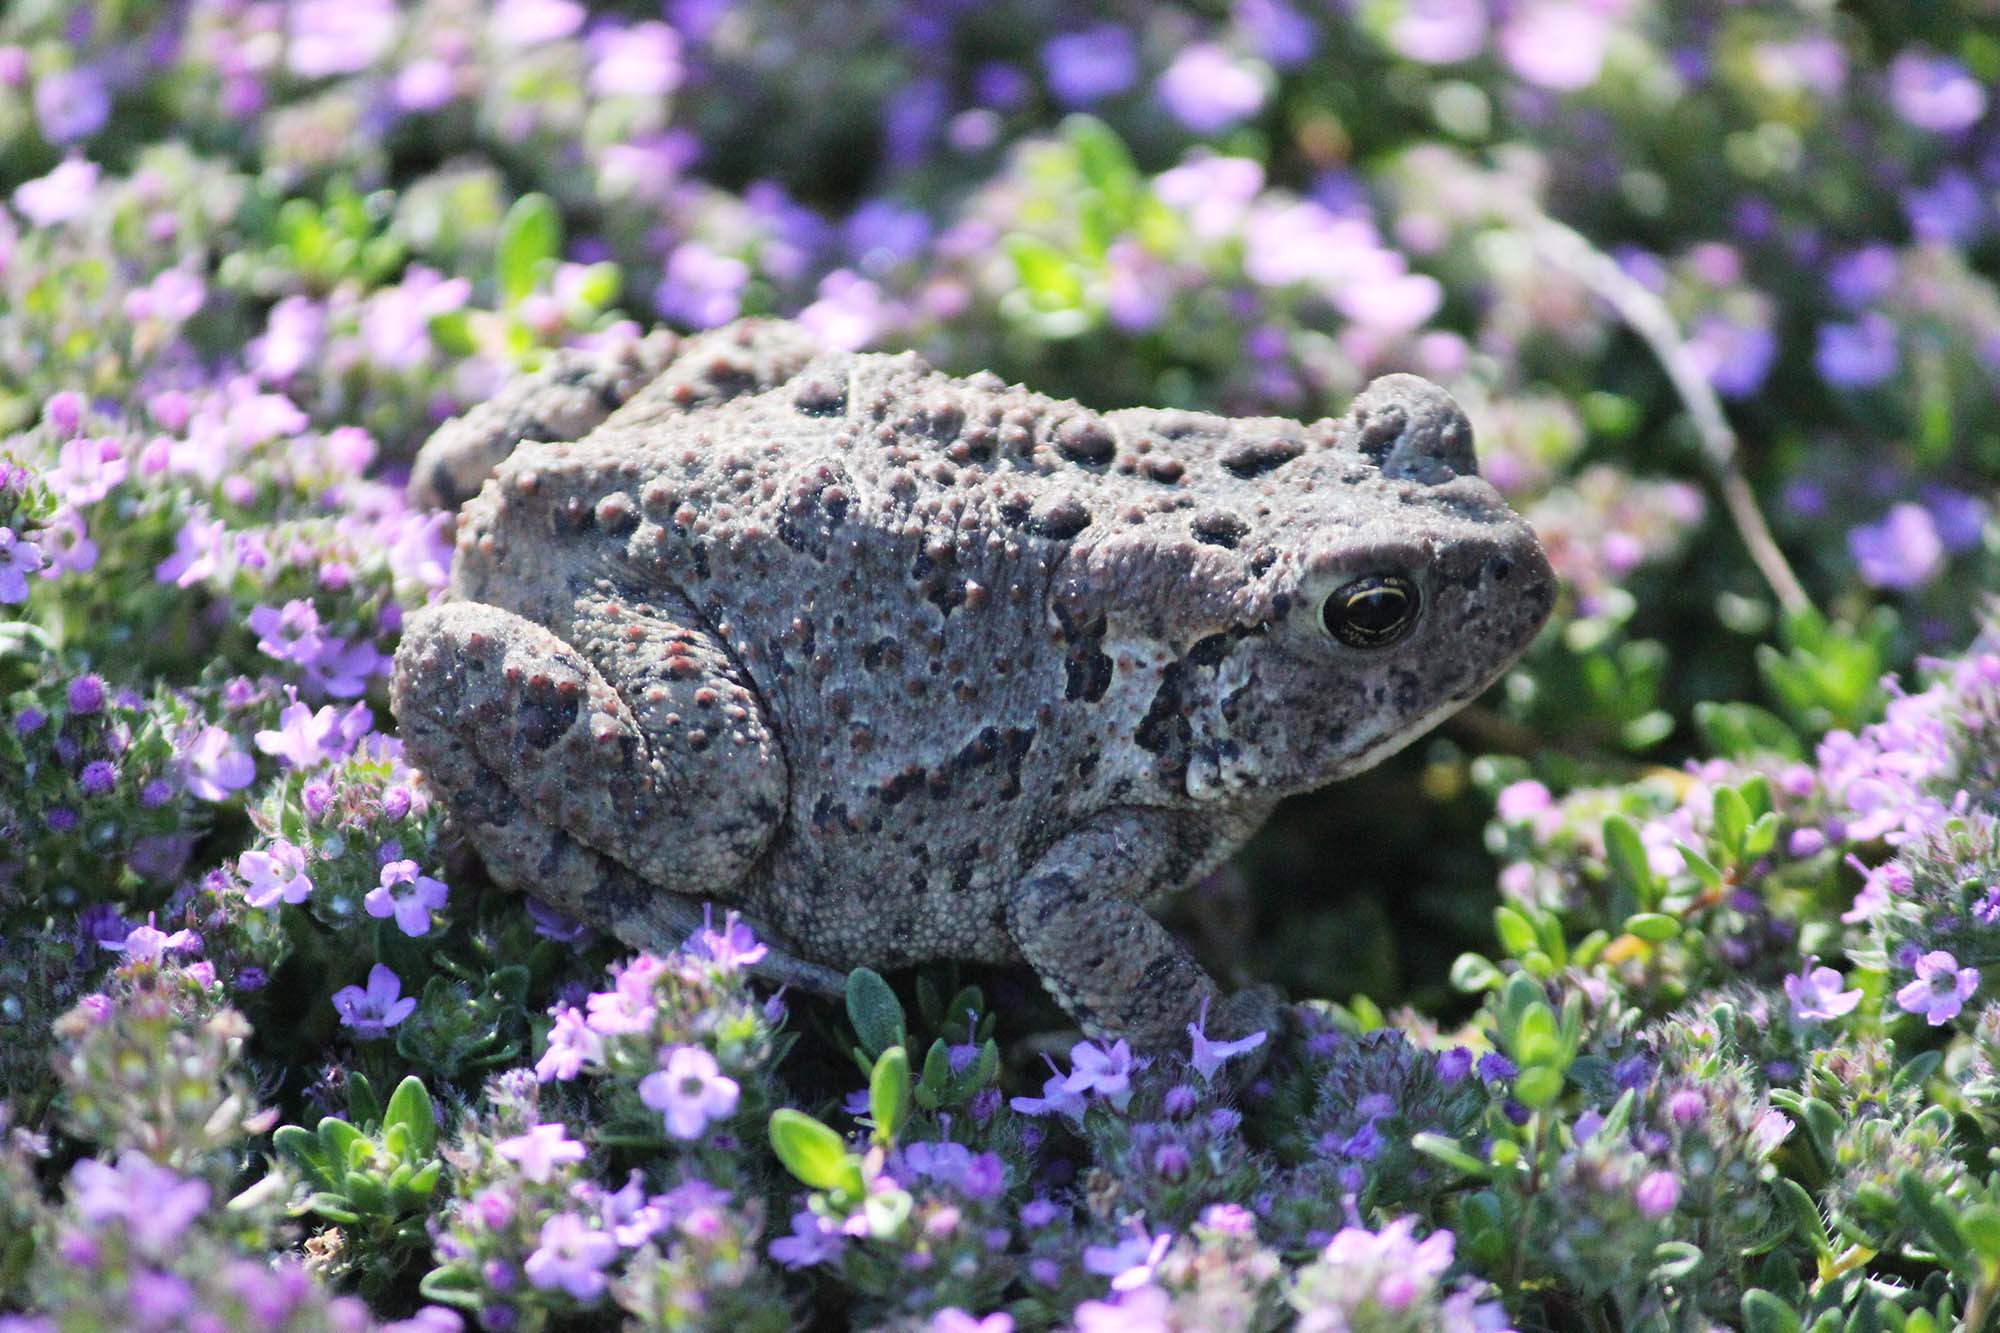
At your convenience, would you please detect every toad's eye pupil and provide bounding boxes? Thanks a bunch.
[1320,575,1419,648]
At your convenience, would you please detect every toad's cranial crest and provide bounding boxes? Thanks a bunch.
[390,319,1556,1048]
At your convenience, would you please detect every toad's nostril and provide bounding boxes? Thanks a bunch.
[1488,555,1513,582]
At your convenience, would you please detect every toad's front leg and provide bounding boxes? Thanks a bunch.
[1005,809,1281,1051]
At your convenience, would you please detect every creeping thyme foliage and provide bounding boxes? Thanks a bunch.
[9,0,2000,1328]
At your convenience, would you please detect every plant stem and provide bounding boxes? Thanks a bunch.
[1527,216,1815,620]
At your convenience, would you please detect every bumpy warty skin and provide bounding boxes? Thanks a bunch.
[390,319,1557,1045]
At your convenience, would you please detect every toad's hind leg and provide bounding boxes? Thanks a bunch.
[392,597,817,980]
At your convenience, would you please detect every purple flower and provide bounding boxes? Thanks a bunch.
[33,67,110,144]
[1041,25,1138,108]
[1155,44,1268,134]
[1186,996,1267,1083]
[254,699,346,769]
[1061,1038,1140,1111]
[248,600,326,668]
[1923,486,1987,554]
[78,760,116,797]
[331,963,418,1038]
[68,1153,210,1257]
[180,725,254,801]
[106,915,199,964]
[638,1045,741,1139]
[1849,503,1945,591]
[1689,315,1777,400]
[67,674,105,714]
[1896,950,1980,1026]
[1888,49,1987,133]
[685,906,768,972]
[1814,312,1899,389]
[1828,245,1897,308]
[769,1208,845,1269]
[1784,957,1863,1023]
[1237,0,1317,68]
[0,527,43,603]
[655,243,750,330]
[497,1123,586,1184]
[1477,1053,1517,1082]
[364,859,449,937]
[1975,887,2000,925]
[1905,169,1985,243]
[1635,1171,1681,1218]
[239,839,314,909]
[1009,1065,1088,1125]
[523,1212,617,1302]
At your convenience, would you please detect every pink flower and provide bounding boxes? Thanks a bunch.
[12,155,98,227]
[364,859,449,936]
[254,699,342,769]
[331,963,417,1038]
[535,1004,604,1082]
[238,838,313,908]
[1783,956,1863,1023]
[638,1045,741,1139]
[497,1123,586,1184]
[1499,2,1611,91]
[1635,1171,1681,1218]
[47,437,126,505]
[523,1211,617,1301]
[1896,951,1980,1026]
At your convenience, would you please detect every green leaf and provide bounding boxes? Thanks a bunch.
[1493,906,1538,958]
[1676,841,1724,890]
[1774,1178,1832,1260]
[845,968,906,1059]
[318,1116,364,1170]
[1652,1241,1703,1279]
[1624,913,1679,943]
[345,1073,383,1130]
[302,1191,363,1225]
[385,1076,437,1159]
[272,1125,336,1191]
[497,192,561,305]
[1513,1065,1564,1108]
[1743,1290,1806,1333]
[1899,1173,1973,1273]
[1411,1132,1490,1178]
[1512,1002,1561,1067]
[1005,234,1085,308]
[1450,952,1504,992]
[418,1264,487,1310]
[868,1046,911,1145]
[428,309,476,356]
[1714,786,1752,857]
[1604,813,1658,911]
[768,1110,864,1196]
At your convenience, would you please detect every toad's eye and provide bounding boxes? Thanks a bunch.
[1319,575,1420,648]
